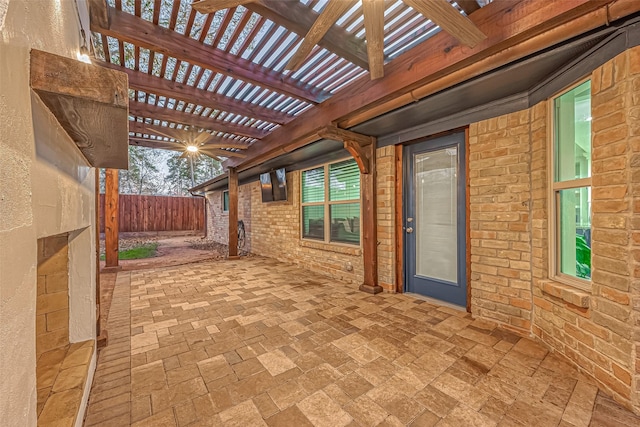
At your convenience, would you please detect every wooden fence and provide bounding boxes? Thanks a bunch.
[99,194,205,233]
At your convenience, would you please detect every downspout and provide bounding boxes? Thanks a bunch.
[190,190,207,238]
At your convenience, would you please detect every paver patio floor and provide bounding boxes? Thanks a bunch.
[84,257,639,426]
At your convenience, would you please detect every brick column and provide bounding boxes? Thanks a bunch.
[469,110,533,333]
[591,47,639,412]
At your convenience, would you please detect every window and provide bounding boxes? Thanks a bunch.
[551,80,591,286]
[222,191,229,212]
[301,159,361,245]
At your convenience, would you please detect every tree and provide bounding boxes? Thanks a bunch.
[117,146,167,194]
[165,153,223,196]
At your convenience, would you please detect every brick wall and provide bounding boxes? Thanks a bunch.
[529,49,639,411]
[36,234,69,358]
[376,146,396,291]
[630,46,640,420]
[469,47,640,412]
[469,110,533,333]
[206,147,396,288]
[206,184,252,252]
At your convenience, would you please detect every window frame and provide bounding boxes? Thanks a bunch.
[300,158,362,246]
[548,78,592,290]
[222,190,229,213]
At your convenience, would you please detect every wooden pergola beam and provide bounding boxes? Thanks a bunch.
[456,0,481,16]
[192,0,371,70]
[191,0,247,13]
[362,0,385,80]
[228,0,627,171]
[285,0,358,71]
[247,0,370,70]
[128,136,246,158]
[404,0,486,48]
[91,6,329,104]
[104,169,119,269]
[96,61,294,125]
[128,121,251,149]
[128,101,268,140]
[128,137,184,151]
[228,167,239,259]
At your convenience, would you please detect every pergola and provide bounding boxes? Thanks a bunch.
[85,0,640,292]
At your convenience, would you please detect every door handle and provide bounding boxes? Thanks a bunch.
[406,227,413,234]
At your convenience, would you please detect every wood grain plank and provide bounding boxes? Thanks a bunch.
[247,0,369,69]
[129,122,251,149]
[359,144,381,294]
[128,101,267,139]
[404,0,486,48]
[362,0,385,80]
[92,7,329,103]
[456,0,481,16]
[192,0,249,14]
[228,0,621,171]
[30,49,129,169]
[286,0,356,71]
[96,61,294,125]
[104,169,119,267]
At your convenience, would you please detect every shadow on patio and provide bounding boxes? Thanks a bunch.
[85,257,639,426]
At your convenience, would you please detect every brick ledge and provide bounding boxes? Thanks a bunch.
[299,240,362,256]
[536,280,591,308]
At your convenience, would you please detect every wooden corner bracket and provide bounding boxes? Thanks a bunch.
[317,126,375,174]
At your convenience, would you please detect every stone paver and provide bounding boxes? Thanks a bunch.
[84,257,640,426]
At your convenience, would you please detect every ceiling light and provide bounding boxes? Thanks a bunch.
[186,145,199,152]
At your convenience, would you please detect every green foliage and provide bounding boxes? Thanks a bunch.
[575,234,591,279]
[100,243,158,260]
[118,146,167,195]
[165,153,222,196]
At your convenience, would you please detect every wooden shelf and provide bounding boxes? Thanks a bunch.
[30,49,129,169]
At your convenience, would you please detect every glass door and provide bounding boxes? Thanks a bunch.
[404,132,466,307]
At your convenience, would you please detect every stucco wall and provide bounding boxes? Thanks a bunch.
[0,1,96,425]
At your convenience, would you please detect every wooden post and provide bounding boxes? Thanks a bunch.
[359,143,382,294]
[104,168,119,268]
[228,167,239,259]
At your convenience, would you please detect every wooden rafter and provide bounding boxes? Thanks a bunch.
[128,101,268,140]
[248,0,369,70]
[129,137,246,158]
[404,0,486,48]
[456,0,481,16]
[129,137,185,151]
[286,0,357,71]
[362,0,385,80]
[96,61,294,125]
[88,0,110,29]
[199,147,247,159]
[191,0,248,13]
[91,6,330,103]
[227,0,625,171]
[128,121,251,149]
